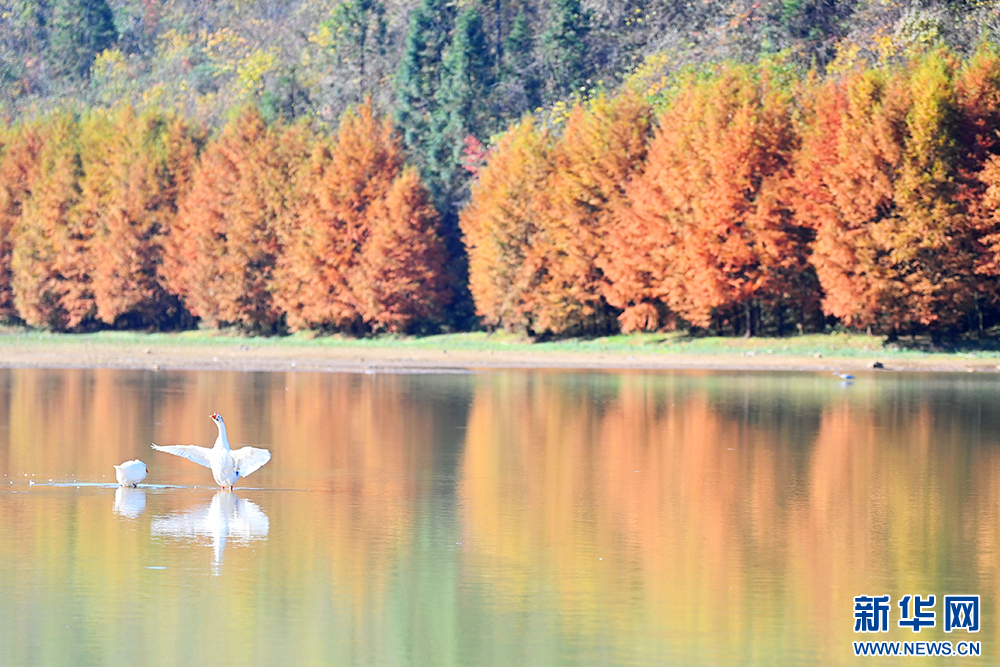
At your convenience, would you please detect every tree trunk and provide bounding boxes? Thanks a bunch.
[977,294,984,338]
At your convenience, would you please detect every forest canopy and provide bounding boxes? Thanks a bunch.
[4,1,1000,337]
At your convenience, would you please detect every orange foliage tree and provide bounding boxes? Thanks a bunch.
[274,102,449,333]
[78,107,200,328]
[0,123,45,322]
[796,50,984,335]
[10,51,1000,338]
[10,112,94,330]
[460,118,553,332]
[609,65,815,335]
[274,102,401,331]
[163,107,307,331]
[525,92,652,335]
[356,166,450,332]
[462,95,652,336]
[957,47,1000,328]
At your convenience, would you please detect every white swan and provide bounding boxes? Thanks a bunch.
[114,459,148,487]
[151,413,271,489]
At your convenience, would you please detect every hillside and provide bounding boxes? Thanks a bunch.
[4,1,1000,340]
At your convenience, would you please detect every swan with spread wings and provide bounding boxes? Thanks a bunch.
[152,412,270,489]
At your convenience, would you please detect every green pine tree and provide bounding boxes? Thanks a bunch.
[47,0,118,79]
[394,0,454,177]
[504,8,533,75]
[540,0,591,99]
[434,7,496,330]
[502,7,542,111]
[323,0,387,98]
[432,6,495,210]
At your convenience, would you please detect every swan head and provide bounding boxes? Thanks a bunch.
[210,412,224,425]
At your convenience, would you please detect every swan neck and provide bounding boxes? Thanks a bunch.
[215,422,231,450]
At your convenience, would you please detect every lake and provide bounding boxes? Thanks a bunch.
[0,367,995,665]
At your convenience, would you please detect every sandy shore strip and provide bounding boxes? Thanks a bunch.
[0,332,999,373]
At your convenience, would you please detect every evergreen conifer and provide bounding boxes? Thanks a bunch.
[47,0,118,79]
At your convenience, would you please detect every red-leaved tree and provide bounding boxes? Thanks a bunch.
[524,92,652,335]
[163,107,307,331]
[11,111,94,330]
[0,123,45,322]
[796,51,982,335]
[275,101,448,333]
[356,166,450,332]
[610,65,815,335]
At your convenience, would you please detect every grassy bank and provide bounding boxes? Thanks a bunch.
[1,328,1000,374]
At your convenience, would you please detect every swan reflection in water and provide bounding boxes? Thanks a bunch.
[113,487,147,518]
[151,490,269,575]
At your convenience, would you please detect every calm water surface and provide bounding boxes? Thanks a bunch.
[0,367,997,665]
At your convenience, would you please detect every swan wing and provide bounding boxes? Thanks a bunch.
[151,443,213,469]
[231,498,270,537]
[232,446,271,478]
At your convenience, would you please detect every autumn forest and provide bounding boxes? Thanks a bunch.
[4,1,1000,338]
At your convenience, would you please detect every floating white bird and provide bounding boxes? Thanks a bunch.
[114,459,148,487]
[151,412,271,489]
[833,372,855,380]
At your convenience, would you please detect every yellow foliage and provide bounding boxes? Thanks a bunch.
[91,48,128,82]
[156,29,193,62]
[873,28,897,62]
[141,83,166,107]
[204,27,246,53]
[622,52,672,99]
[544,99,572,127]
[893,9,944,51]
[309,23,335,50]
[202,28,250,77]
[90,48,131,103]
[825,40,864,76]
[237,48,279,96]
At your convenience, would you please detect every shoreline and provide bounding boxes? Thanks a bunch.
[1,331,999,374]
